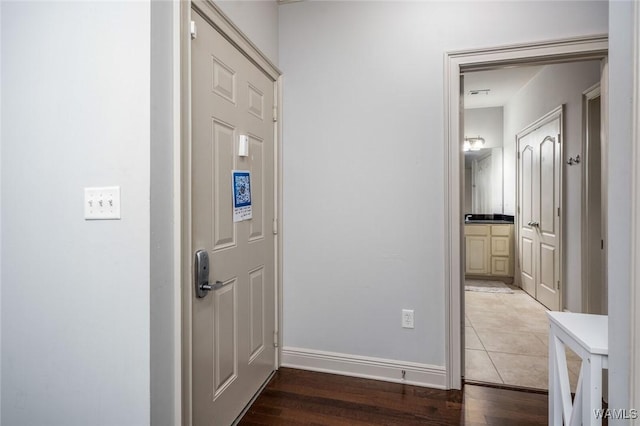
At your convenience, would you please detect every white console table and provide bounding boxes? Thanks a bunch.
[548,312,608,426]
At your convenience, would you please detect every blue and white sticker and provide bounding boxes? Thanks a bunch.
[232,170,252,222]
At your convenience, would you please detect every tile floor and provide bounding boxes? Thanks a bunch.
[464,286,581,391]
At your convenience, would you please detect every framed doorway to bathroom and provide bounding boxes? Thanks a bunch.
[443,35,609,390]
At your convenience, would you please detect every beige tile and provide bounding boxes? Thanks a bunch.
[567,359,583,377]
[488,352,548,390]
[566,346,582,362]
[465,327,484,350]
[467,311,530,332]
[465,349,503,384]
[534,332,550,349]
[475,329,547,356]
[519,318,551,334]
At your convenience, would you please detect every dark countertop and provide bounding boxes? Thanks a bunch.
[464,214,514,225]
[465,220,514,224]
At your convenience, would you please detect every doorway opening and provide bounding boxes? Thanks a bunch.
[444,36,608,390]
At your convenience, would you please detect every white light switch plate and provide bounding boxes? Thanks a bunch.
[84,186,121,220]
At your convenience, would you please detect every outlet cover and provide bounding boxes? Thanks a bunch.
[402,309,414,329]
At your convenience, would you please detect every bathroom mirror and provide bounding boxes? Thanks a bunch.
[464,147,503,214]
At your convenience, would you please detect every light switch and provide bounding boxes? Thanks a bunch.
[85,186,121,220]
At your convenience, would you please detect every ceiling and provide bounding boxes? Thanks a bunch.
[463,66,543,109]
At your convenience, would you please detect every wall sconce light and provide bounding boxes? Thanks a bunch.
[463,136,486,152]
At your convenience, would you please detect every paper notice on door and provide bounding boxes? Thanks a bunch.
[232,170,252,222]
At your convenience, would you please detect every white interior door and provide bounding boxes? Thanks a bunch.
[535,120,561,310]
[190,8,276,425]
[519,137,536,297]
[518,110,562,311]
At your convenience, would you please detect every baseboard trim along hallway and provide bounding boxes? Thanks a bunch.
[281,347,447,389]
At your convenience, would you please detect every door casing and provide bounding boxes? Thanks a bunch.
[444,35,608,390]
[581,83,606,315]
[179,1,283,423]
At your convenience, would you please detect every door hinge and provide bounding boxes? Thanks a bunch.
[273,105,278,123]
[601,239,604,250]
[272,218,278,235]
[557,280,561,289]
[273,331,279,348]
[190,20,197,40]
[557,207,560,217]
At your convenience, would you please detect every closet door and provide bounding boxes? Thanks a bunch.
[517,109,562,311]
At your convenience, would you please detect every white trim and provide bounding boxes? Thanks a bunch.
[275,75,284,365]
[630,0,640,420]
[179,2,193,424]
[580,83,602,315]
[444,35,608,390]
[172,1,182,425]
[281,347,447,389]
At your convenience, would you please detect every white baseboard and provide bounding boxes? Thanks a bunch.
[280,347,447,389]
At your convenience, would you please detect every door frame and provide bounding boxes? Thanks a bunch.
[581,83,604,314]
[179,1,283,423]
[444,35,608,389]
[630,0,640,417]
[515,105,564,310]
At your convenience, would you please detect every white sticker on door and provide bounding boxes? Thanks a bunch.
[232,170,252,222]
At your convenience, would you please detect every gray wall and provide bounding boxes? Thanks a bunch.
[0,1,3,420]
[465,107,504,150]
[151,1,177,425]
[608,0,634,418]
[1,2,151,425]
[215,0,279,65]
[278,0,607,367]
[503,61,601,312]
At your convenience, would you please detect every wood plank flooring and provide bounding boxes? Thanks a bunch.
[239,368,548,425]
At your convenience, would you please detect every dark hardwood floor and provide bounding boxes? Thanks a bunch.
[239,368,548,425]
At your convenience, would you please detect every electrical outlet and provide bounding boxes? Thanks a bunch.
[402,309,414,329]
[85,186,121,220]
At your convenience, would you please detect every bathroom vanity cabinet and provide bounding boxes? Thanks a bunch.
[464,223,513,277]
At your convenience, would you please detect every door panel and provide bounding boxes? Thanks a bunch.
[212,120,236,250]
[519,142,536,298]
[535,122,561,310]
[539,137,556,233]
[248,135,264,241]
[214,282,237,395]
[517,113,561,310]
[249,267,265,362]
[191,7,276,425]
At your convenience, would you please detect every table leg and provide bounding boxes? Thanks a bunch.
[549,328,563,425]
[583,355,603,426]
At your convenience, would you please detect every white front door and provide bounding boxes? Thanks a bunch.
[190,7,277,425]
[518,110,562,311]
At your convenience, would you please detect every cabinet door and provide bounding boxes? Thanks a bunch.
[491,236,510,257]
[491,257,510,276]
[466,236,489,275]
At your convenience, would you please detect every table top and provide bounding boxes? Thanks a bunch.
[547,311,608,355]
